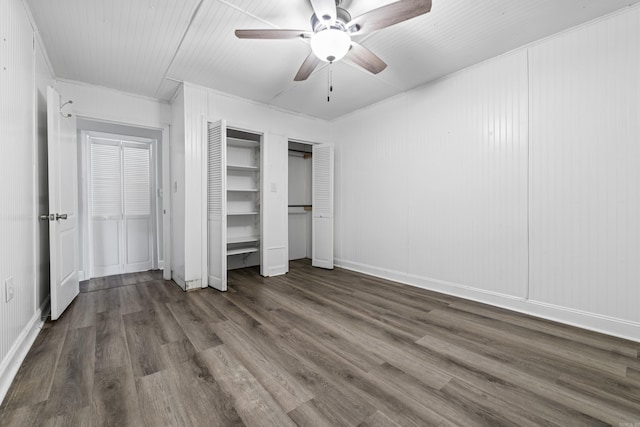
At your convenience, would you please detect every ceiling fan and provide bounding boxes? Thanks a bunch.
[235,0,432,81]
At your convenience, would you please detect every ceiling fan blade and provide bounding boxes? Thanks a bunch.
[235,29,310,39]
[347,0,432,35]
[294,52,322,81]
[345,42,387,75]
[309,0,337,23]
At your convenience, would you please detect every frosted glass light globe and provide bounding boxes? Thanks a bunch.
[310,29,351,63]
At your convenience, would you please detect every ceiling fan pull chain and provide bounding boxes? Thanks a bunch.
[327,63,331,102]
[330,65,333,92]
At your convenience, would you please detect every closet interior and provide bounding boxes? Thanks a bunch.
[288,141,312,262]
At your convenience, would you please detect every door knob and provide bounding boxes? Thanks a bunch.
[40,213,68,221]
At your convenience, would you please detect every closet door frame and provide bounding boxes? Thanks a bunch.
[286,138,335,270]
[201,117,265,288]
[83,131,158,278]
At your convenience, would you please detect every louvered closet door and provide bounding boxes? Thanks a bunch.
[90,139,123,277]
[208,120,227,291]
[89,139,153,277]
[312,143,334,269]
[122,142,153,273]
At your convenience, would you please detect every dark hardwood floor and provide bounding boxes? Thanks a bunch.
[1,260,639,426]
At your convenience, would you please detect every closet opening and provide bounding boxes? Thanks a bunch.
[78,120,164,280]
[287,139,334,270]
[288,141,313,265]
[206,121,263,291]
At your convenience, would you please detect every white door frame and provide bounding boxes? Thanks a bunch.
[201,118,265,288]
[82,132,158,278]
[74,118,171,281]
[286,138,335,270]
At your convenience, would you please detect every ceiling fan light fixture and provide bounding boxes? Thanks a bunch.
[310,29,351,63]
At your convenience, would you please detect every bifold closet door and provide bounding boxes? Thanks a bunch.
[122,143,153,273]
[207,120,227,291]
[89,139,153,277]
[312,143,334,269]
[90,141,123,277]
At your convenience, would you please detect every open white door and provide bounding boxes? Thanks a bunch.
[207,120,227,291]
[47,86,79,319]
[312,143,334,269]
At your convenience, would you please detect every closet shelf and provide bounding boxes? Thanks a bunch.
[227,212,259,216]
[227,164,258,171]
[227,138,259,148]
[227,247,259,256]
[227,188,259,192]
[227,235,259,244]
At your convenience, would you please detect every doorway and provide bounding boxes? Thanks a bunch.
[288,141,313,263]
[78,125,163,280]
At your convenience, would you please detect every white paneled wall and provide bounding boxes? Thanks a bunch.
[333,5,640,341]
[335,95,411,273]
[0,0,50,402]
[406,52,529,297]
[529,7,640,324]
[55,80,171,128]
[335,51,529,296]
[183,85,207,289]
[170,89,186,288]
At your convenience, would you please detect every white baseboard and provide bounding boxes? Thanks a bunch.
[265,265,288,277]
[172,271,186,289]
[185,278,202,291]
[335,259,640,343]
[0,297,49,405]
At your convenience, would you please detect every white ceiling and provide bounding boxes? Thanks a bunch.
[26,0,640,120]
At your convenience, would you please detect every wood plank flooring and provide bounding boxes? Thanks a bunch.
[1,260,640,426]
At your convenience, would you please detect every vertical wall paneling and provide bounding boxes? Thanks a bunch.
[262,133,288,276]
[406,52,529,297]
[333,5,640,340]
[183,85,207,289]
[170,88,186,288]
[0,0,42,403]
[334,51,529,297]
[528,7,640,324]
[333,95,411,273]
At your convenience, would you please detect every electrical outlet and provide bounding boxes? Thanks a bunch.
[5,277,14,303]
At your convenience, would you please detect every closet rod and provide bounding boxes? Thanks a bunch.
[288,149,312,155]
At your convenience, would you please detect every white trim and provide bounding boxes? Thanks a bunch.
[335,259,640,344]
[200,116,209,288]
[185,278,202,291]
[162,126,171,281]
[0,297,48,405]
[172,271,186,289]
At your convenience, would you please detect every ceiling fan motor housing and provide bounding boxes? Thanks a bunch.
[311,7,352,33]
